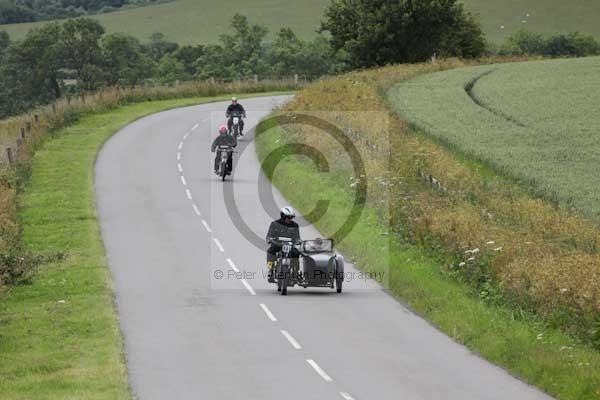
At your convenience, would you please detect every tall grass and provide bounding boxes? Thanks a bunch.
[280,57,600,348]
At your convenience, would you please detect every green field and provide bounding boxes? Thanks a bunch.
[0,0,330,44]
[1,0,600,44]
[388,56,600,219]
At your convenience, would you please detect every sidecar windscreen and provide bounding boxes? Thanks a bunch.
[302,239,333,253]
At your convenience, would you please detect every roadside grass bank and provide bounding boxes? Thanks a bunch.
[1,80,298,285]
[0,92,289,399]
[254,59,600,399]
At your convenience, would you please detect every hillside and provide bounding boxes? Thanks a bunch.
[388,56,600,218]
[1,0,600,44]
[0,0,330,43]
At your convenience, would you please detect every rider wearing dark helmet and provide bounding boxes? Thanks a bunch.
[211,125,237,174]
[266,206,300,282]
[226,97,246,135]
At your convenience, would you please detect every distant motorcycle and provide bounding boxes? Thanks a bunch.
[269,237,344,295]
[228,111,244,138]
[216,145,235,181]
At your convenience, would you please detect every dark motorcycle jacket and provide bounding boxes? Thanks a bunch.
[266,218,301,243]
[211,134,237,152]
[226,103,246,116]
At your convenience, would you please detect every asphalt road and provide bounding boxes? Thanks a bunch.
[95,96,552,400]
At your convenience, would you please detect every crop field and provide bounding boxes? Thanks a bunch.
[1,0,599,44]
[388,56,600,219]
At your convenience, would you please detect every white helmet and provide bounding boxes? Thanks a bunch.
[280,206,295,219]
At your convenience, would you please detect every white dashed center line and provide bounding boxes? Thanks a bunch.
[340,392,356,400]
[192,123,199,130]
[281,330,302,350]
[177,163,183,173]
[307,359,333,382]
[192,204,201,216]
[177,152,181,161]
[185,189,192,200]
[201,220,212,232]
[180,176,187,186]
[178,142,183,150]
[226,258,239,272]
[259,303,277,322]
[241,279,256,295]
[213,238,224,252]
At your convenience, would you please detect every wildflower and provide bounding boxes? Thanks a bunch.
[494,247,503,252]
[467,257,475,262]
[560,288,568,294]
[486,241,495,245]
[458,262,466,267]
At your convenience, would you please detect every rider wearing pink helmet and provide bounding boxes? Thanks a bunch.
[211,125,237,174]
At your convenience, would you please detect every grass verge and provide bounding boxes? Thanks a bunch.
[255,117,600,400]
[0,92,289,399]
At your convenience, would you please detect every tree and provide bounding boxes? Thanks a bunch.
[268,28,303,77]
[157,56,185,84]
[13,22,63,101]
[174,44,205,76]
[60,18,105,90]
[219,13,269,77]
[147,32,179,61]
[102,32,153,86]
[0,31,9,58]
[320,0,486,67]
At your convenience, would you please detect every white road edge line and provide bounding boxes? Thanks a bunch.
[213,238,224,252]
[340,392,356,400]
[280,330,301,350]
[177,163,183,173]
[185,189,192,200]
[226,258,239,272]
[180,176,187,186]
[259,303,277,322]
[306,359,333,382]
[192,123,199,130]
[177,152,181,161]
[240,279,256,295]
[183,133,189,140]
[201,220,212,232]
[192,204,201,216]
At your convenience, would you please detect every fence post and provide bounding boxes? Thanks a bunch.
[52,103,56,114]
[16,138,23,150]
[6,147,13,165]
[26,122,31,133]
[294,74,298,85]
[81,92,85,104]
[20,127,26,139]
[34,114,39,123]
[67,96,71,105]
[254,74,258,84]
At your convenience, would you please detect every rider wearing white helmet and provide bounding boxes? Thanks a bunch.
[226,97,247,135]
[266,206,301,282]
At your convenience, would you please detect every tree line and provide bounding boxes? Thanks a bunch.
[0,0,160,24]
[2,0,599,120]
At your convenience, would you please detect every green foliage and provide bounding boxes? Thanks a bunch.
[0,0,159,24]
[61,18,105,89]
[0,14,337,119]
[320,0,486,67]
[102,32,153,85]
[500,30,600,57]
